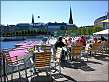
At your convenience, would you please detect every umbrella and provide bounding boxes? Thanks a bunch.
[102,19,109,22]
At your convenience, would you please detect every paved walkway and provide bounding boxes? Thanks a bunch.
[1,49,109,82]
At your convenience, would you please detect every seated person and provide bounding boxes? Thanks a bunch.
[93,37,98,43]
[68,37,74,47]
[77,36,86,49]
[55,36,67,61]
[101,36,107,41]
[65,39,68,47]
[55,36,65,50]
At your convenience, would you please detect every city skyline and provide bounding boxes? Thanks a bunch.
[1,1,108,27]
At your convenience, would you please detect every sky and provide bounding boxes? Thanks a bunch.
[1,1,108,27]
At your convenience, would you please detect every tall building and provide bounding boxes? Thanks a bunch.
[69,6,73,24]
[94,15,107,28]
[67,6,78,31]
[32,14,34,23]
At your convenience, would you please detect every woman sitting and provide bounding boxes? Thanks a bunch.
[68,37,74,47]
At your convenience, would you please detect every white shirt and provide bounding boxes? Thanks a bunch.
[68,41,73,46]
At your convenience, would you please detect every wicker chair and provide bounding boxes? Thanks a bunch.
[76,42,83,49]
[90,43,100,56]
[51,47,62,73]
[30,52,52,79]
[2,49,27,80]
[0,51,2,82]
[81,43,90,61]
[70,46,82,62]
[42,45,51,52]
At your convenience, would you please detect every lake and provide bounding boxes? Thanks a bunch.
[1,37,43,49]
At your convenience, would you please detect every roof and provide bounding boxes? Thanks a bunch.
[67,23,77,26]
[16,23,30,26]
[93,29,109,35]
[47,22,67,26]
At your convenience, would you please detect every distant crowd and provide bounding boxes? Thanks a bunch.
[54,35,107,50]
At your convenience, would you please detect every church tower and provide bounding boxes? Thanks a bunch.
[32,14,34,23]
[69,6,73,24]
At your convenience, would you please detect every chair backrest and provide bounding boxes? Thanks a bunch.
[2,50,12,65]
[84,43,90,53]
[55,47,62,62]
[99,41,106,49]
[92,43,100,51]
[107,41,109,46]
[42,45,51,52]
[34,52,51,68]
[52,45,56,55]
[0,51,2,66]
[102,41,107,48]
[76,42,83,49]
[76,42,83,46]
[71,46,82,56]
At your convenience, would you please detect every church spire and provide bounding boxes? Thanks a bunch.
[69,6,73,24]
[32,14,34,23]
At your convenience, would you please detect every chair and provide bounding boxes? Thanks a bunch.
[90,43,100,56]
[70,46,82,62]
[0,52,2,82]
[51,47,62,73]
[2,49,27,80]
[76,42,83,49]
[42,45,51,52]
[51,45,56,55]
[81,43,90,61]
[106,41,109,51]
[99,41,107,54]
[30,52,52,79]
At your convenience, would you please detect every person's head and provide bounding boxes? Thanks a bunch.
[81,36,84,39]
[65,39,67,43]
[68,37,72,42]
[59,36,63,42]
[94,37,97,41]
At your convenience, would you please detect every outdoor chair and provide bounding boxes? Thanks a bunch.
[2,49,27,80]
[70,46,82,62]
[51,47,62,74]
[42,45,51,52]
[90,43,100,56]
[76,42,83,49]
[0,51,2,82]
[30,52,52,79]
[81,43,90,61]
[106,41,109,51]
[51,45,56,55]
[99,41,107,54]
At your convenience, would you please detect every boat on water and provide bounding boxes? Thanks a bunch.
[14,41,33,47]
[2,37,26,41]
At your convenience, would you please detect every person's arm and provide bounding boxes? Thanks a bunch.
[65,43,68,47]
[62,42,65,47]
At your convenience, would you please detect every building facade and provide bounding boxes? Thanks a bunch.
[66,24,78,30]
[47,22,67,35]
[94,16,107,28]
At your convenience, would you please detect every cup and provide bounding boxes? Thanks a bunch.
[39,47,40,50]
[35,48,36,51]
[37,49,40,52]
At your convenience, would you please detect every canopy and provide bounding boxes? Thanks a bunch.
[102,19,109,22]
[93,29,109,35]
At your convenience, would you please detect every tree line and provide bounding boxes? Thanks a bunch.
[66,26,105,35]
[3,29,47,37]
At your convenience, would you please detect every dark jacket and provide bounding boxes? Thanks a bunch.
[55,41,65,50]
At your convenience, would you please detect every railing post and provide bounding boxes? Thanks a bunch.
[0,52,2,82]
[3,53,6,82]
